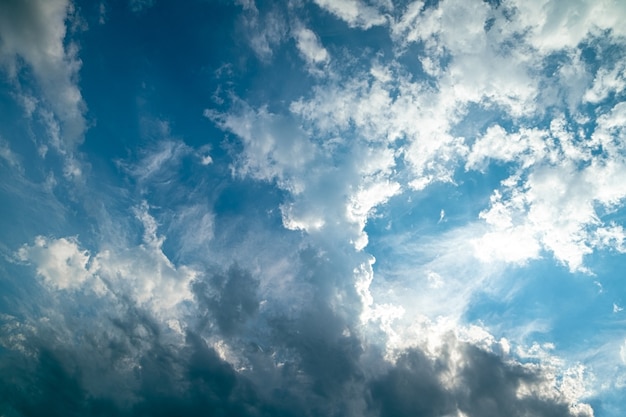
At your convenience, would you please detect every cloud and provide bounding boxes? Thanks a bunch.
[0,308,594,417]
[16,203,197,319]
[124,139,192,185]
[468,107,626,271]
[293,26,330,73]
[312,0,388,29]
[166,204,215,258]
[193,265,259,336]
[584,60,626,103]
[369,342,592,417]
[0,0,86,150]
[16,236,97,292]
[3,0,626,415]
[207,95,403,250]
[0,137,22,172]
[511,0,626,52]
[289,62,468,191]
[205,100,315,193]
[236,0,287,61]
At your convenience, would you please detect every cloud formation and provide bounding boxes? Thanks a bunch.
[0,0,86,152]
[2,0,626,415]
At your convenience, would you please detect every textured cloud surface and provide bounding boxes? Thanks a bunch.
[1,0,626,416]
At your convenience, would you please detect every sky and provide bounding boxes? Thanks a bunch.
[0,0,626,416]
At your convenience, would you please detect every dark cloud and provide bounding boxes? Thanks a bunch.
[370,348,453,417]
[193,264,260,335]
[0,256,591,417]
[0,330,591,417]
[369,343,589,417]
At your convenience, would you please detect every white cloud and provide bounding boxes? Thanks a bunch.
[473,226,542,265]
[207,90,403,250]
[290,67,467,190]
[17,203,197,318]
[98,2,107,24]
[204,3,626,407]
[205,101,315,194]
[465,105,626,271]
[129,140,192,184]
[17,236,97,292]
[511,0,626,52]
[167,204,215,256]
[293,26,330,71]
[475,162,623,272]
[346,178,401,250]
[584,61,626,103]
[0,138,22,172]
[312,0,387,29]
[0,0,86,150]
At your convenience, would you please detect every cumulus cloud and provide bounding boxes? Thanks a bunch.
[206,95,401,250]
[0,308,593,417]
[468,107,626,271]
[17,236,97,292]
[16,203,197,318]
[369,342,592,417]
[205,101,315,193]
[512,0,626,52]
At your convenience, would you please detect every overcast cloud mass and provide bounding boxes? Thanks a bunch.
[1,0,626,416]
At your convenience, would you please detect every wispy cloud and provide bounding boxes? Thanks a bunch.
[0,0,86,152]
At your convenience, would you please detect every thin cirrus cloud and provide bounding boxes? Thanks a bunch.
[0,0,625,416]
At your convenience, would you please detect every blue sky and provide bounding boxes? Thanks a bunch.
[1,0,626,416]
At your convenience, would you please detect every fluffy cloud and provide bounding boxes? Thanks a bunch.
[511,0,626,52]
[312,0,388,29]
[16,203,197,318]
[17,236,95,291]
[205,101,315,194]
[206,95,400,250]
[469,107,626,271]
[293,26,330,73]
[0,309,593,417]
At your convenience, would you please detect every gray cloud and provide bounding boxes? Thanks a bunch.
[369,343,590,417]
[0,248,592,417]
[0,317,591,417]
[193,264,260,336]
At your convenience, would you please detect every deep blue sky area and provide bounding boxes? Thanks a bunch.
[1,1,626,416]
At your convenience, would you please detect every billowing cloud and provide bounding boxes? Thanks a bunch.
[16,203,197,319]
